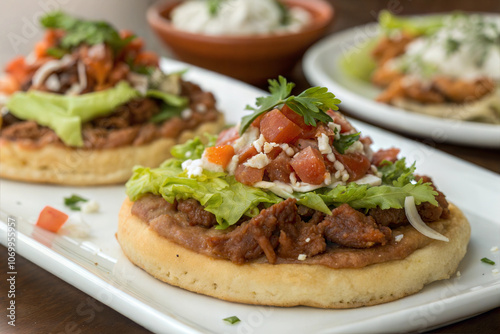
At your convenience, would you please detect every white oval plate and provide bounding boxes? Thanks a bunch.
[303,22,500,148]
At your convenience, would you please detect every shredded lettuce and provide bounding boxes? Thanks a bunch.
[378,10,444,36]
[125,139,439,229]
[126,158,282,230]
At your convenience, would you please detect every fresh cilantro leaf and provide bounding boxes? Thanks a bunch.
[208,0,224,16]
[481,257,495,265]
[40,11,134,52]
[64,194,88,211]
[332,132,360,154]
[46,47,67,59]
[223,316,241,325]
[378,158,416,186]
[239,76,340,135]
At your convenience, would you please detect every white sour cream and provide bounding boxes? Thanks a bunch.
[171,0,311,36]
[395,14,500,81]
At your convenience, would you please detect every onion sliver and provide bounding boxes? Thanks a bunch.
[404,196,449,242]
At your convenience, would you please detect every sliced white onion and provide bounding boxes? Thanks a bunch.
[31,54,73,88]
[76,61,87,92]
[404,196,449,242]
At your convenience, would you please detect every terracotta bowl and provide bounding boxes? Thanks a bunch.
[147,0,334,85]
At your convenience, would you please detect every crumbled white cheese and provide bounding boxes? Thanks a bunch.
[280,143,295,156]
[181,108,193,120]
[244,152,270,169]
[252,134,266,153]
[227,155,239,175]
[182,159,203,177]
[492,269,499,275]
[491,246,499,253]
[328,122,341,139]
[341,173,350,182]
[318,133,332,155]
[81,200,100,214]
[185,151,192,158]
[263,142,279,154]
[289,172,297,185]
[345,141,364,155]
[394,234,404,243]
[233,126,259,152]
[326,153,336,162]
[334,170,341,179]
[45,74,61,91]
[297,254,307,261]
[324,173,332,186]
[456,271,461,277]
[334,160,345,172]
[305,238,311,243]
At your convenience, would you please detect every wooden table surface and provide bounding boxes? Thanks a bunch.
[1,0,499,333]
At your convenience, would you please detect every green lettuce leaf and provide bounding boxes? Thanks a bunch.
[378,10,445,36]
[126,157,282,229]
[339,37,379,82]
[378,158,416,186]
[7,81,140,147]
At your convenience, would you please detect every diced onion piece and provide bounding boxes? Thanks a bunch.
[404,196,449,242]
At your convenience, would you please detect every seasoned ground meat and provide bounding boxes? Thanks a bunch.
[177,199,217,228]
[0,80,219,149]
[321,204,391,248]
[131,183,449,268]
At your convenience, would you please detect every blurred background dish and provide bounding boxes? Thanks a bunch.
[303,18,500,148]
[147,0,334,85]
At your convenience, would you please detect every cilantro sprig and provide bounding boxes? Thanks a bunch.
[239,76,341,135]
[40,12,134,52]
[64,194,88,211]
[223,316,241,325]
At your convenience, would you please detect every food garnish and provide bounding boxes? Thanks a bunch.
[481,257,496,265]
[36,206,69,232]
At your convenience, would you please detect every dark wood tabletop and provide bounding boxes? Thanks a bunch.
[1,0,499,333]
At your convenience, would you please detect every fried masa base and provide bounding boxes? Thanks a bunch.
[117,198,471,308]
[0,115,225,186]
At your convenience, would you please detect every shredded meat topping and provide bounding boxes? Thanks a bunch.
[131,179,450,269]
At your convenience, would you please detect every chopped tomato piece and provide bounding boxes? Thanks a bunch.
[251,113,264,128]
[204,145,235,168]
[238,145,258,163]
[260,109,301,143]
[290,146,326,185]
[216,127,239,146]
[327,110,354,133]
[281,104,316,138]
[371,148,400,167]
[134,51,159,67]
[36,206,69,233]
[335,152,371,181]
[234,164,264,185]
[5,56,29,85]
[0,76,20,94]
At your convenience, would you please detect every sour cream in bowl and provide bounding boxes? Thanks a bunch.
[147,0,334,84]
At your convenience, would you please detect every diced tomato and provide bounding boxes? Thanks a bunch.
[238,145,258,163]
[280,104,316,138]
[335,152,371,181]
[204,145,235,168]
[34,40,50,59]
[251,114,264,127]
[5,56,29,85]
[234,164,264,185]
[134,51,159,67]
[371,148,400,167]
[260,109,301,143]
[36,206,69,233]
[216,127,239,146]
[327,110,354,133]
[266,151,293,183]
[290,146,326,185]
[0,76,20,94]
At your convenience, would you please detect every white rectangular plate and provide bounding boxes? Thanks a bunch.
[1,58,499,334]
